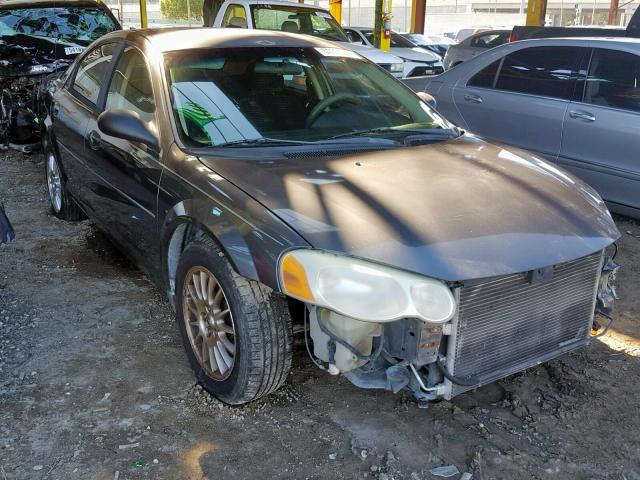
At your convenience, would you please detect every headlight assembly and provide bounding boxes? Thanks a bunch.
[279,250,456,323]
[390,63,404,72]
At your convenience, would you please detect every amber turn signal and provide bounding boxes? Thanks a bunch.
[280,253,315,302]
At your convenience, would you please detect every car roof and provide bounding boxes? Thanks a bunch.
[0,0,105,8]
[222,0,325,9]
[99,27,341,53]
[510,36,640,47]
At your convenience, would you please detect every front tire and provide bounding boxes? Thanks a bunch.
[176,236,292,405]
[45,147,85,221]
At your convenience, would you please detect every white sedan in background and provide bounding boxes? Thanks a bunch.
[345,27,444,77]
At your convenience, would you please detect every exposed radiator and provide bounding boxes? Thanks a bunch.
[445,251,603,398]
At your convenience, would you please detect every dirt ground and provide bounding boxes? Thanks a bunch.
[1,150,639,480]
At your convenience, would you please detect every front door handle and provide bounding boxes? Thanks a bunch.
[569,110,596,122]
[464,93,483,104]
[87,130,102,150]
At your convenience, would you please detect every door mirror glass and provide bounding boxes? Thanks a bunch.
[98,109,159,152]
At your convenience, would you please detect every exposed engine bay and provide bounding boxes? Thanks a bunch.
[304,249,619,406]
[0,2,120,152]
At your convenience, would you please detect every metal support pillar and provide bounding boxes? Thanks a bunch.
[139,0,148,28]
[329,0,342,23]
[373,0,392,51]
[608,0,619,24]
[410,0,426,33]
[525,0,547,25]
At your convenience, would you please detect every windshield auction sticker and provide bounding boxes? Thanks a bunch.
[315,47,360,59]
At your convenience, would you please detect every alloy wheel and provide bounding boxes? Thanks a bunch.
[182,266,236,380]
[46,153,62,213]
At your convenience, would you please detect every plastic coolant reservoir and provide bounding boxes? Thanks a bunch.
[309,307,381,373]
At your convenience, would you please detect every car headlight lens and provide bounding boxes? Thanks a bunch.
[279,250,456,323]
[390,63,404,72]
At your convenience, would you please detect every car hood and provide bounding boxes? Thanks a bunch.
[392,47,441,62]
[198,136,619,282]
[0,34,87,77]
[338,41,403,64]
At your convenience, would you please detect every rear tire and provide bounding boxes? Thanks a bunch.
[44,146,85,221]
[176,236,293,405]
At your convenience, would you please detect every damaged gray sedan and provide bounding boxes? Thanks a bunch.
[45,28,620,405]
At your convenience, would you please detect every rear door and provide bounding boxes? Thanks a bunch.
[51,42,118,205]
[451,45,585,162]
[559,47,640,214]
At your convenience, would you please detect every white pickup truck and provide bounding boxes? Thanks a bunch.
[211,0,405,77]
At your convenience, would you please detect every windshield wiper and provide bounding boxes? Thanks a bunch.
[328,126,459,140]
[218,137,315,147]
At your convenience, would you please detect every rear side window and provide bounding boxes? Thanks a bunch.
[468,60,500,88]
[73,43,117,104]
[221,4,247,28]
[583,48,640,113]
[495,46,582,100]
[470,32,508,49]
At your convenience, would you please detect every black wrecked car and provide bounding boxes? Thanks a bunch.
[0,0,120,152]
[43,28,620,405]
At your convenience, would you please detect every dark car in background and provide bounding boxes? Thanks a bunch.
[43,28,619,406]
[0,0,120,152]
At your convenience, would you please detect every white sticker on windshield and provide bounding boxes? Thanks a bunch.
[64,46,84,55]
[315,47,360,59]
[316,11,333,18]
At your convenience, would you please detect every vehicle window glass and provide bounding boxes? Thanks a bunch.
[0,6,118,42]
[468,60,500,88]
[221,4,247,28]
[165,47,447,147]
[584,49,640,113]
[106,47,155,123]
[470,33,507,48]
[495,46,581,100]
[345,29,364,44]
[251,6,348,41]
[73,43,117,104]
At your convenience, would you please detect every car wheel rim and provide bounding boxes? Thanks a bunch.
[47,153,62,213]
[182,266,236,381]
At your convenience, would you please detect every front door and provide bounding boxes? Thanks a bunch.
[559,47,640,214]
[85,45,163,276]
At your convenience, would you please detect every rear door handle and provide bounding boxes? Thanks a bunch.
[464,93,483,104]
[569,110,596,122]
[87,130,102,150]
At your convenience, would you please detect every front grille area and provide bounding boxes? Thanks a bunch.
[408,65,445,77]
[447,251,603,397]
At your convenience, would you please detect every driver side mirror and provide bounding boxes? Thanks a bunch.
[97,109,159,153]
[417,91,437,110]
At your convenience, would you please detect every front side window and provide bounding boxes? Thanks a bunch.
[0,7,118,42]
[221,5,247,28]
[165,47,447,147]
[583,49,640,113]
[251,6,348,42]
[106,47,155,123]
[73,43,117,104]
[495,46,583,100]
